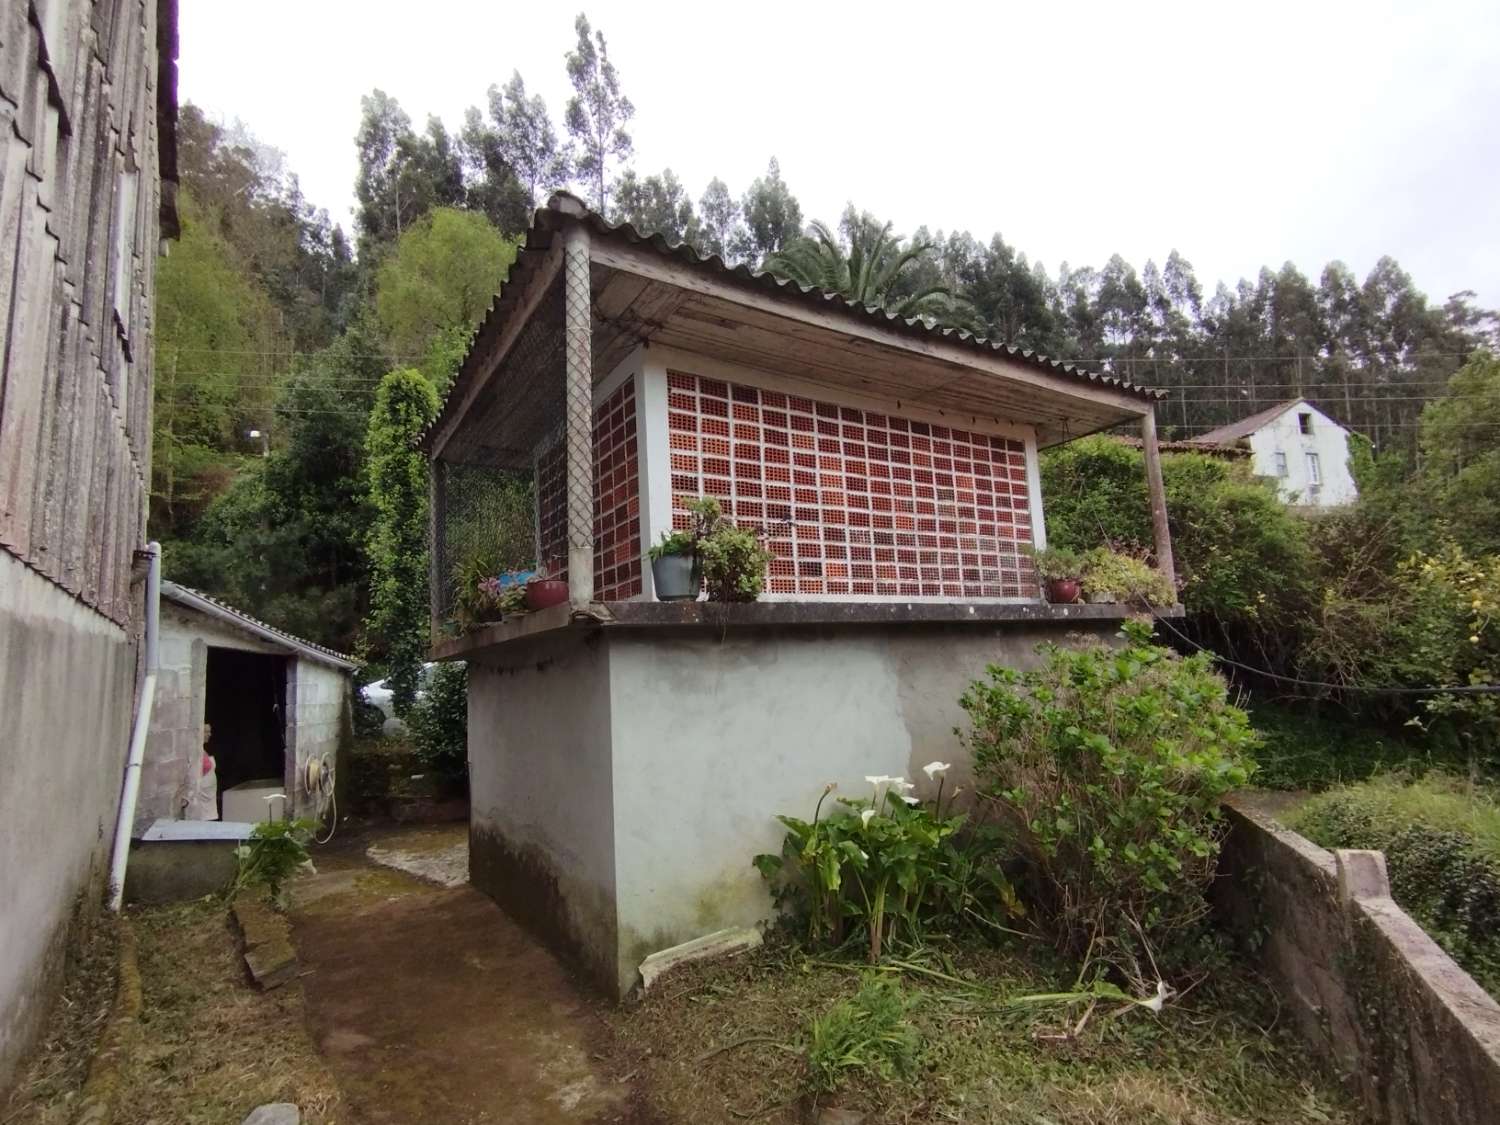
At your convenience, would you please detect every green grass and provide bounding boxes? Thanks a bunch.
[615,938,1354,1124]
[1245,701,1462,791]
[1289,774,1500,996]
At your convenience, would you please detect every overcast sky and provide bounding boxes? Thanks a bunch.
[180,0,1500,308]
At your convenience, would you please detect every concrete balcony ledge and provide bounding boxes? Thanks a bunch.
[431,598,1182,662]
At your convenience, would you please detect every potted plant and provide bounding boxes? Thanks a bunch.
[694,498,772,603]
[1080,548,1175,608]
[649,528,701,601]
[1027,546,1084,604]
[524,560,569,611]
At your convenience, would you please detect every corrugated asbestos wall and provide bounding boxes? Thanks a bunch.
[0,0,175,612]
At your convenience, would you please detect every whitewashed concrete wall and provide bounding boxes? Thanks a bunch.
[468,631,618,988]
[465,620,1119,998]
[1246,404,1359,507]
[0,554,135,1082]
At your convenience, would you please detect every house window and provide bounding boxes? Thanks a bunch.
[1306,451,1321,484]
[1273,451,1288,477]
[1298,412,1313,435]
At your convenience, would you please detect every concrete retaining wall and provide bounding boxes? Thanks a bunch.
[1217,798,1500,1125]
[0,553,136,1084]
[466,619,1118,997]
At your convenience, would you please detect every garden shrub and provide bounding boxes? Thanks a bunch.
[410,660,469,779]
[804,976,921,1094]
[961,621,1256,970]
[1289,774,1500,996]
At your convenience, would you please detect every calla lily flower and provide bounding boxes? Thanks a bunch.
[922,761,951,780]
[860,809,876,827]
[902,795,920,805]
[1141,980,1171,1013]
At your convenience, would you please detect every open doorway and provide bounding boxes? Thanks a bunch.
[204,647,288,816]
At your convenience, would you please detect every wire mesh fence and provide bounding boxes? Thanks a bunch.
[431,276,570,629]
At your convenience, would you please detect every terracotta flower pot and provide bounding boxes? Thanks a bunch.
[1045,577,1081,604]
[524,578,569,611]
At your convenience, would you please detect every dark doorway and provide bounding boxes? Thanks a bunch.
[204,647,288,814]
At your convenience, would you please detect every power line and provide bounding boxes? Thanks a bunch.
[1149,607,1500,697]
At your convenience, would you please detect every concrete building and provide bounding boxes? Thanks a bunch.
[1190,398,1360,507]
[0,0,177,1084]
[136,583,356,830]
[424,193,1180,999]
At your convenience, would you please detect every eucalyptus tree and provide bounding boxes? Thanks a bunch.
[737,157,802,265]
[564,14,634,211]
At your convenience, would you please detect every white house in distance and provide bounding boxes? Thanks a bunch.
[1190,398,1360,507]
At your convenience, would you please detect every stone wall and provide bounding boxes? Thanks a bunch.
[1217,798,1500,1125]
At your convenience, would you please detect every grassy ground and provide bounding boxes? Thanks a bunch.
[3,898,341,1125]
[1245,700,1460,791]
[1,915,118,1124]
[613,937,1355,1125]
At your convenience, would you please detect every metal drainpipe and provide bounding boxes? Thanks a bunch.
[108,541,161,912]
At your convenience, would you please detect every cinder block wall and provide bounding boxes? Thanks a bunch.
[285,659,352,817]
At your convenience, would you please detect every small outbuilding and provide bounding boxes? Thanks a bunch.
[136,583,356,832]
[424,192,1182,997]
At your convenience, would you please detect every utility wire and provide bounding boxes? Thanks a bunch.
[1148,608,1499,697]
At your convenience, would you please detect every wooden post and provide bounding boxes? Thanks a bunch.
[561,218,595,607]
[1140,405,1177,594]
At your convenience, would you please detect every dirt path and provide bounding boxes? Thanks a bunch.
[288,824,656,1125]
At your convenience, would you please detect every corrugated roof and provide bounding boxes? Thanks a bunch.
[160,582,357,670]
[423,193,1164,450]
[1187,398,1311,446]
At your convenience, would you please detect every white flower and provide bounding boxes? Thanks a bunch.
[1141,980,1170,1013]
[860,809,876,827]
[902,795,921,805]
[923,761,952,780]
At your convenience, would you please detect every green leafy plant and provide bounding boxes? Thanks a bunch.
[364,367,439,717]
[648,528,697,561]
[1025,545,1085,582]
[755,772,1019,961]
[1290,774,1500,996]
[1080,547,1175,606]
[450,551,529,632]
[961,621,1256,971]
[231,818,315,901]
[804,976,922,1094]
[684,497,772,603]
[411,660,469,779]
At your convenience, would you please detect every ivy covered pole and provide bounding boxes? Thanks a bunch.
[365,368,439,717]
[1140,404,1177,593]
